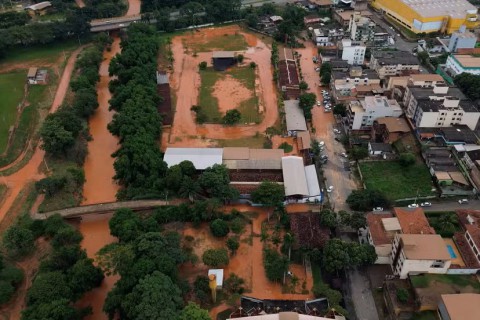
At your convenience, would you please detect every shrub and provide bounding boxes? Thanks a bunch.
[399,153,416,167]
[396,288,409,303]
[210,219,229,237]
[250,62,256,68]
[278,142,293,153]
[226,237,240,255]
[199,61,207,70]
[202,248,229,267]
[237,54,244,63]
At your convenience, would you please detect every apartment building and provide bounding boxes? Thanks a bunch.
[387,73,445,90]
[346,95,402,130]
[349,12,376,43]
[331,67,381,100]
[403,85,480,130]
[369,51,420,79]
[448,29,477,53]
[371,0,479,34]
[340,39,366,65]
[391,233,452,279]
[438,294,480,320]
[445,54,480,77]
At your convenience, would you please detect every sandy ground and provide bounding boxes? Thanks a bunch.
[81,37,120,205]
[167,25,279,146]
[76,213,119,320]
[213,75,252,114]
[0,47,84,224]
[74,0,85,8]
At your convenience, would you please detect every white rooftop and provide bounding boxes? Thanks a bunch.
[282,157,309,197]
[382,217,401,231]
[304,165,321,198]
[400,0,478,19]
[163,148,223,170]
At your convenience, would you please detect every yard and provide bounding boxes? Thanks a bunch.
[198,66,260,124]
[215,135,269,148]
[182,30,248,52]
[0,71,27,154]
[411,274,480,291]
[359,161,435,200]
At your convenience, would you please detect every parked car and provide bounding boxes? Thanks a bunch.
[315,67,320,72]
[333,129,341,134]
[340,152,348,158]
[321,90,327,93]
[373,207,384,212]
[319,141,325,146]
[408,203,419,208]
[317,100,321,106]
[458,199,469,204]
[324,109,331,113]
[326,186,334,193]
[420,202,432,207]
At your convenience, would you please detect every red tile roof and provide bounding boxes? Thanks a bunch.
[393,207,435,235]
[367,212,394,245]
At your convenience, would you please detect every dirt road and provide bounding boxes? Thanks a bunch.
[168,26,279,145]
[82,38,120,205]
[0,47,84,224]
[126,0,141,16]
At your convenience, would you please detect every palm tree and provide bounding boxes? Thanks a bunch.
[178,177,200,202]
[283,233,294,261]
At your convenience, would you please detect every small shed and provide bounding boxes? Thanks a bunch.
[27,68,48,85]
[368,142,393,156]
[269,15,283,24]
[27,68,38,84]
[25,1,52,16]
[212,51,236,71]
[208,269,224,289]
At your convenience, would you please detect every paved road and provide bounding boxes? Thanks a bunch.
[347,268,380,320]
[399,200,480,212]
[368,10,417,52]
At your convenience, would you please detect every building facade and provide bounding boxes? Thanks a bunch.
[445,54,480,77]
[340,39,366,65]
[331,67,381,100]
[448,30,477,53]
[349,12,376,43]
[346,95,402,130]
[369,51,420,79]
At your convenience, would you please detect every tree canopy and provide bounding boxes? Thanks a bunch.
[298,93,316,120]
[251,181,285,206]
[346,189,390,211]
[322,239,377,273]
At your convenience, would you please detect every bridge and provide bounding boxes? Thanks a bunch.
[90,14,142,32]
[32,199,176,220]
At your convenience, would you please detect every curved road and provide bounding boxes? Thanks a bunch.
[0,47,85,223]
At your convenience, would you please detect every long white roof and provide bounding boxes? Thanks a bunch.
[304,165,320,197]
[164,148,223,170]
[282,156,309,196]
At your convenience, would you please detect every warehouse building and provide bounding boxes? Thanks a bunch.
[282,156,321,203]
[371,0,479,35]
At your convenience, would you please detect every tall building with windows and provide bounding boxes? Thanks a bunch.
[340,39,366,65]
[349,12,376,43]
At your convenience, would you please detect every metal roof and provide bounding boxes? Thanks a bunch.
[284,100,307,132]
[212,51,235,59]
[164,148,223,170]
[223,148,284,170]
[25,1,51,11]
[304,165,320,197]
[27,68,38,78]
[282,156,309,196]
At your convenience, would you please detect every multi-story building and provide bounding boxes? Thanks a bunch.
[438,294,480,320]
[349,12,376,43]
[346,95,402,130]
[445,54,480,77]
[371,0,479,35]
[403,84,480,130]
[312,28,345,47]
[448,29,477,53]
[390,233,451,279]
[369,51,420,79]
[386,73,445,90]
[340,39,366,65]
[456,210,480,265]
[331,66,381,101]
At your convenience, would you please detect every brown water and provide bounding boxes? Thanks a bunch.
[81,37,120,205]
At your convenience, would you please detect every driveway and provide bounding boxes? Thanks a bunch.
[297,42,357,211]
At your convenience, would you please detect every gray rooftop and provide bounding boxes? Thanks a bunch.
[284,100,308,132]
[372,51,419,65]
[409,86,467,101]
[369,142,393,152]
[282,156,309,197]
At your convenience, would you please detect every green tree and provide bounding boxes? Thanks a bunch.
[22,299,80,320]
[399,153,416,167]
[396,288,409,303]
[263,248,288,282]
[226,237,240,255]
[202,248,229,267]
[210,219,230,237]
[198,164,239,201]
[199,61,207,70]
[322,239,351,274]
[454,73,480,101]
[223,109,242,125]
[180,1,204,26]
[251,181,285,206]
[350,146,368,161]
[320,209,337,228]
[109,208,142,242]
[417,51,429,65]
[39,116,75,156]
[299,81,308,91]
[179,176,201,201]
[3,225,34,257]
[265,126,280,139]
[321,71,331,85]
[250,62,257,69]
[122,271,183,320]
[346,189,390,211]
[246,13,259,27]
[67,258,104,299]
[237,54,244,63]
[339,211,366,229]
[278,142,293,153]
[27,272,72,306]
[179,302,211,320]
[435,214,458,237]
[333,104,346,117]
[298,93,316,119]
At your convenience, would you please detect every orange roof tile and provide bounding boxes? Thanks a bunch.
[393,207,435,235]
[367,213,394,245]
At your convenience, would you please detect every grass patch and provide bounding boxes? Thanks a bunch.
[0,39,79,66]
[311,262,324,287]
[411,274,480,290]
[359,161,434,200]
[0,183,6,199]
[0,71,27,153]
[183,32,248,52]
[198,66,260,123]
[216,135,269,148]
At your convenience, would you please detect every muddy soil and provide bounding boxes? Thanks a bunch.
[81,37,120,205]
[213,75,252,114]
[126,0,141,16]
[166,25,279,146]
[272,136,299,156]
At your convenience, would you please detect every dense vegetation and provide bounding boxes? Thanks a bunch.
[97,208,210,319]
[2,215,104,319]
[0,254,24,305]
[454,73,480,101]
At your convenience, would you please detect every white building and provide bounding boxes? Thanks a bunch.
[404,85,480,131]
[312,29,332,47]
[340,39,366,65]
[445,54,480,76]
[448,29,477,53]
[369,51,420,79]
[348,12,376,43]
[346,95,402,130]
[391,234,452,279]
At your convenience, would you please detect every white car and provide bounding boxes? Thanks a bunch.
[326,186,334,193]
[420,202,432,207]
[458,199,469,204]
[408,203,419,208]
[319,141,325,146]
[333,129,341,134]
[373,207,384,212]
[321,90,327,93]
[316,100,321,106]
[340,152,348,158]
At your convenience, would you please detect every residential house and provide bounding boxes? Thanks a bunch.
[454,145,480,193]
[394,207,436,235]
[348,12,376,43]
[319,48,339,63]
[304,14,322,25]
[284,100,308,136]
[333,9,372,28]
[391,233,452,279]
[371,117,410,143]
[331,66,381,102]
[366,213,401,263]
[417,126,480,146]
[404,85,480,131]
[312,29,333,47]
[368,142,393,156]
[417,38,446,55]
[27,68,48,85]
[329,59,350,72]
[369,51,420,79]
[346,95,402,131]
[445,54,480,77]
[351,0,368,11]
[310,0,333,9]
[455,210,480,269]
[387,73,445,91]
[438,294,480,320]
[25,1,51,16]
[339,39,366,65]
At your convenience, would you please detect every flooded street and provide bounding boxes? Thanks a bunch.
[82,37,121,205]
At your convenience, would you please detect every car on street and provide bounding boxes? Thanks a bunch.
[320,154,328,159]
[333,128,341,134]
[408,203,419,208]
[324,108,331,113]
[326,186,334,193]
[373,207,384,212]
[321,90,327,93]
[340,152,348,158]
[420,202,432,207]
[458,199,469,204]
[316,100,321,106]
[319,141,325,146]
[315,67,320,72]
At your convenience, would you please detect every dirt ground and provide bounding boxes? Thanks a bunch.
[213,75,252,115]
[271,136,299,156]
[166,25,279,147]
[126,0,141,16]
[81,37,120,205]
